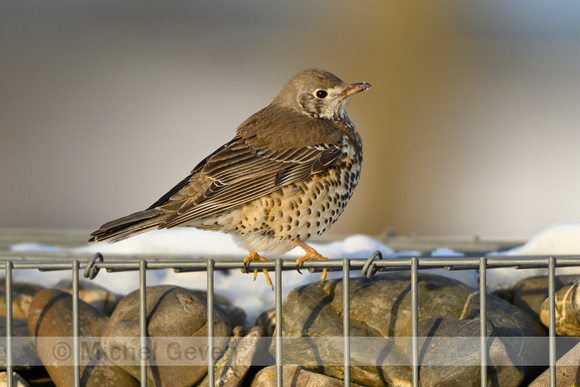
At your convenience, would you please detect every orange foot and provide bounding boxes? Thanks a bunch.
[243,251,273,290]
[293,239,330,283]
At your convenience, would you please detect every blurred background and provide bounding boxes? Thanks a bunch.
[2,1,580,240]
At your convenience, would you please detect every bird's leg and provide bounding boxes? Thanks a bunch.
[293,239,329,283]
[243,251,273,290]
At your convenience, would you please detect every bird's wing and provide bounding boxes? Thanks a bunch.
[157,136,342,228]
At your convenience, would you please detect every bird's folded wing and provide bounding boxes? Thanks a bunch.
[157,137,341,228]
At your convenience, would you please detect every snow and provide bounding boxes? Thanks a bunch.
[8,222,580,325]
[486,221,580,290]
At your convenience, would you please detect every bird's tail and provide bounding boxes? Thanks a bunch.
[88,208,167,243]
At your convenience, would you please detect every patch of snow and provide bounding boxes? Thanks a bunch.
[486,221,580,290]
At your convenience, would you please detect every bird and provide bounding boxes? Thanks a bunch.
[88,69,371,288]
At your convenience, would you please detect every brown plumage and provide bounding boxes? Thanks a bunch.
[89,69,371,287]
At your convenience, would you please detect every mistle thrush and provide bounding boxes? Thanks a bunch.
[89,69,371,287]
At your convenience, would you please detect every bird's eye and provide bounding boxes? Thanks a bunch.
[315,90,328,99]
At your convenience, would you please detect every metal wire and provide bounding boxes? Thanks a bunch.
[343,258,351,386]
[411,257,419,386]
[139,260,148,387]
[72,260,80,387]
[207,259,215,387]
[275,258,283,387]
[479,257,487,386]
[5,261,13,387]
[548,256,556,386]
[1,251,579,386]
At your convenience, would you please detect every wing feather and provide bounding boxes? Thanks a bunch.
[158,136,342,228]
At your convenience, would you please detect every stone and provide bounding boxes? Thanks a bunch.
[0,318,41,371]
[512,275,578,322]
[251,365,366,387]
[101,285,232,387]
[490,287,514,305]
[528,340,580,386]
[28,289,138,387]
[255,309,276,336]
[539,278,580,336]
[55,279,122,316]
[0,371,29,387]
[194,290,246,328]
[0,281,44,320]
[199,326,267,387]
[273,273,547,386]
[415,318,523,387]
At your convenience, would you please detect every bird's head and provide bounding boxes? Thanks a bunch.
[274,69,371,121]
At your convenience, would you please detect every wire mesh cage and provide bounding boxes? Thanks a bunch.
[0,229,578,387]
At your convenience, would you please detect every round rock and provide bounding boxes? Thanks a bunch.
[28,289,138,387]
[101,285,232,386]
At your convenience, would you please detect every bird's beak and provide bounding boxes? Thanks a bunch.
[341,82,372,98]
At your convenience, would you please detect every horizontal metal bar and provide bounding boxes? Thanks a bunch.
[0,255,579,273]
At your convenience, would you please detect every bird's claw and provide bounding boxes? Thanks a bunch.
[243,252,273,290]
[293,240,330,283]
